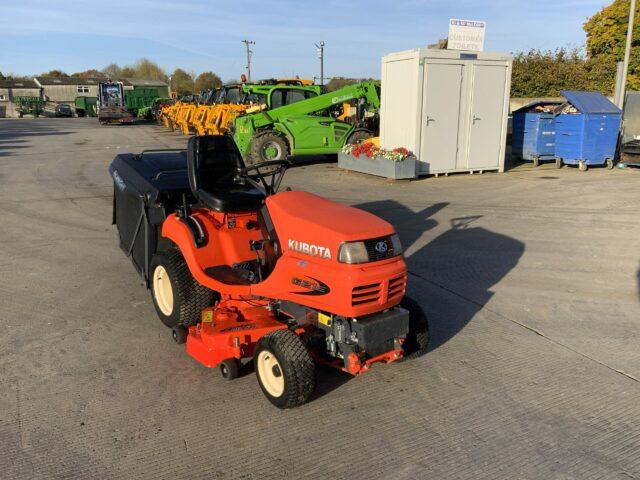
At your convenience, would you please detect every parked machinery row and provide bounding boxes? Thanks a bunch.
[158,78,381,163]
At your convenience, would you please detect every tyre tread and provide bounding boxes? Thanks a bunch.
[256,329,315,408]
[151,250,215,327]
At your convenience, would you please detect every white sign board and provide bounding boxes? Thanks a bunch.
[448,19,485,52]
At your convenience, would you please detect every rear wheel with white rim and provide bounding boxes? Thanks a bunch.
[150,250,217,328]
[254,329,316,409]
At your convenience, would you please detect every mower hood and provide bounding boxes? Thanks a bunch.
[266,191,395,262]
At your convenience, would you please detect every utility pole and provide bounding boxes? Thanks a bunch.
[242,39,255,82]
[315,41,325,86]
[619,0,636,108]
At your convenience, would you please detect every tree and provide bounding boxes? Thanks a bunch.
[171,68,194,95]
[584,0,640,89]
[102,63,121,79]
[130,58,167,81]
[72,69,106,78]
[42,69,68,77]
[510,48,616,97]
[324,77,360,92]
[194,71,222,92]
[119,67,136,78]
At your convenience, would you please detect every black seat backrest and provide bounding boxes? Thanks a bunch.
[187,135,246,197]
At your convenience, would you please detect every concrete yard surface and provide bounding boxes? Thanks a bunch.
[1,118,639,479]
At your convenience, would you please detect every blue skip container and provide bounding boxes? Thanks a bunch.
[555,90,621,171]
[512,101,562,166]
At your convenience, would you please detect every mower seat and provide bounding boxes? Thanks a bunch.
[187,135,265,212]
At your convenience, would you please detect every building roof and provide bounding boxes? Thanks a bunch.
[34,76,104,86]
[0,78,40,89]
[121,78,168,87]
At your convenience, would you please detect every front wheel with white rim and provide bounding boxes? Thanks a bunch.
[254,329,316,409]
[150,251,217,328]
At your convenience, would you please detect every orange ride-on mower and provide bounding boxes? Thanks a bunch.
[109,135,428,408]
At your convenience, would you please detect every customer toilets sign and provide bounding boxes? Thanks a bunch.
[448,19,485,51]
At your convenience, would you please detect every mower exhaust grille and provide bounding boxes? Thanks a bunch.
[387,274,406,302]
[351,274,406,307]
[351,282,382,306]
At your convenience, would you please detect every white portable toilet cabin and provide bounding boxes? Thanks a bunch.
[380,48,512,176]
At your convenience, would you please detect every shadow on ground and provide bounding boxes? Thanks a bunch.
[0,120,74,157]
[355,200,525,351]
[308,200,525,401]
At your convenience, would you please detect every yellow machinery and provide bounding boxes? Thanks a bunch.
[191,105,214,135]
[162,79,321,136]
[160,101,183,130]
[274,78,315,86]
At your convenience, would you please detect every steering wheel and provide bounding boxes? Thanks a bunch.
[239,160,291,195]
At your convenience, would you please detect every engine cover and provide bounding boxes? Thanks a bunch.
[266,190,395,263]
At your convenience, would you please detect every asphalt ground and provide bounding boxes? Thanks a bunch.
[1,118,639,479]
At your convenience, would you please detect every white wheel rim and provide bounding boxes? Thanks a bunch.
[257,350,285,397]
[153,265,174,316]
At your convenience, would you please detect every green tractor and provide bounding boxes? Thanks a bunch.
[125,88,160,117]
[14,96,43,118]
[232,81,380,163]
[75,96,98,117]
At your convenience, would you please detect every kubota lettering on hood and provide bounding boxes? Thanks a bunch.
[287,239,332,259]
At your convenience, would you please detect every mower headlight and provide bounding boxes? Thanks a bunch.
[390,233,403,255]
[338,241,369,264]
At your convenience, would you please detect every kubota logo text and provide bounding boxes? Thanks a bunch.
[288,239,332,259]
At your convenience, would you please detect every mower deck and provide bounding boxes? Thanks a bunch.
[186,300,287,368]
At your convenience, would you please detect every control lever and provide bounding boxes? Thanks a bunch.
[249,239,267,282]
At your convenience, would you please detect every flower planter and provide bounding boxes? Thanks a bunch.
[338,152,416,180]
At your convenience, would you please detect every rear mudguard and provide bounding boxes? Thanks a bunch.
[161,214,252,296]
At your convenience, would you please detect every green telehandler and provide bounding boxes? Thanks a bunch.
[232,81,380,163]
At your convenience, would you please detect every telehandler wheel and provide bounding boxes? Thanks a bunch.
[150,250,216,329]
[254,329,316,409]
[400,296,430,360]
[250,132,289,164]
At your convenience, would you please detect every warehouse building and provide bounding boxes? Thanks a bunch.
[0,78,42,118]
[34,76,102,104]
[122,78,169,98]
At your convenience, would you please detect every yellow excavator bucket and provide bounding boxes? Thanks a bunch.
[202,104,251,135]
[177,104,198,135]
[160,101,182,130]
[190,105,214,136]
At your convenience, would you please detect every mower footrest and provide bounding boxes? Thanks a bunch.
[204,266,253,285]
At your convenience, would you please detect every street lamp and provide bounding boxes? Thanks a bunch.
[619,0,636,108]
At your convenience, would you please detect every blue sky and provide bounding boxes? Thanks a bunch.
[0,0,609,80]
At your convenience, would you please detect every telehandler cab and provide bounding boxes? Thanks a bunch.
[110,135,428,408]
